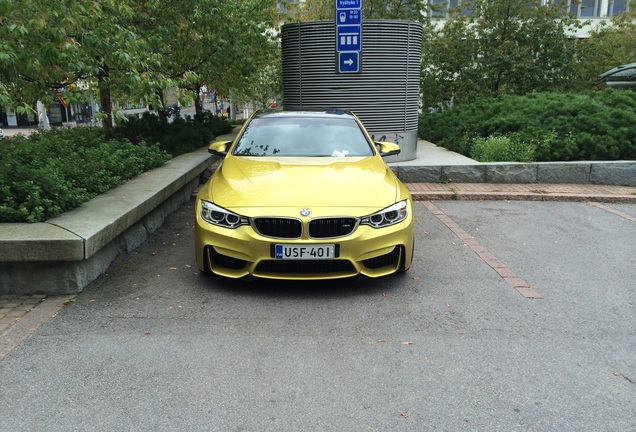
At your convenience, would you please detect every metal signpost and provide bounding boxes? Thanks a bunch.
[336,0,361,73]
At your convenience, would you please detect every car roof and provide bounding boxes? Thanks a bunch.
[252,109,355,120]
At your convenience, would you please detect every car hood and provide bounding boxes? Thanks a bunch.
[206,156,399,209]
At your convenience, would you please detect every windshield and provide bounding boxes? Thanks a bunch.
[232,116,374,157]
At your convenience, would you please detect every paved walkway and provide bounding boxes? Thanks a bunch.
[0,295,47,334]
[407,182,636,203]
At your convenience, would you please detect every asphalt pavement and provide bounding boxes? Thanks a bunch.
[1,197,635,431]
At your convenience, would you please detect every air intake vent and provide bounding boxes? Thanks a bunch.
[253,218,302,239]
[309,218,358,238]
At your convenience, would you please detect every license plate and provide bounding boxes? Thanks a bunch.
[274,244,335,260]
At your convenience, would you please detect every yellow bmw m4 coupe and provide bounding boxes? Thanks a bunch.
[195,110,414,280]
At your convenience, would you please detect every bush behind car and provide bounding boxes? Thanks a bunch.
[111,111,233,155]
[419,89,636,162]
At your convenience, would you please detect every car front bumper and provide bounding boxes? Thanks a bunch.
[194,202,414,280]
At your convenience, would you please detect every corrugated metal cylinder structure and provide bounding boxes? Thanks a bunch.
[281,20,422,162]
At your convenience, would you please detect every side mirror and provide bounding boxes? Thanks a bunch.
[208,140,232,156]
[375,141,401,158]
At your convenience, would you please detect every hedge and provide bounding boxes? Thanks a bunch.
[111,111,233,156]
[0,113,233,223]
[419,89,636,162]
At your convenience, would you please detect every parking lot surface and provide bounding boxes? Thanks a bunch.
[1,199,635,431]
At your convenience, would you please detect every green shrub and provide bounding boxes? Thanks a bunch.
[0,128,171,223]
[1,111,233,223]
[112,111,233,155]
[469,135,536,162]
[419,89,636,162]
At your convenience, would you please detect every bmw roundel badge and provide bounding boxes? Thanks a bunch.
[300,208,311,217]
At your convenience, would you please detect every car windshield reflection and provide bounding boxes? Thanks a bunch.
[232,116,374,157]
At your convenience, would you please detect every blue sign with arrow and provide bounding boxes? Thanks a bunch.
[339,52,359,73]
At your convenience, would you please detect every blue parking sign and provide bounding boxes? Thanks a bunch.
[336,0,362,73]
[337,9,361,25]
[339,52,359,73]
[336,25,361,52]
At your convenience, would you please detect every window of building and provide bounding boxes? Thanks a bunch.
[579,0,599,17]
[429,0,449,18]
[427,0,629,20]
[610,0,629,16]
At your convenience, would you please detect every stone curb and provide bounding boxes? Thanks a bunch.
[394,161,636,187]
[0,148,215,263]
[0,148,220,295]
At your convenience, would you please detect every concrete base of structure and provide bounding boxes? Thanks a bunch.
[0,179,198,295]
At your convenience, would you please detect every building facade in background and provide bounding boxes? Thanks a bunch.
[427,0,630,19]
[427,0,631,36]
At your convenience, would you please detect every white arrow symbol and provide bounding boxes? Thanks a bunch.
[344,58,354,66]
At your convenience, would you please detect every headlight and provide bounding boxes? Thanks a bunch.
[361,201,408,228]
[200,201,249,228]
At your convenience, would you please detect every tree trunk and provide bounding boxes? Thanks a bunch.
[157,90,168,120]
[194,87,202,117]
[97,64,113,130]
